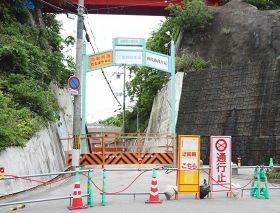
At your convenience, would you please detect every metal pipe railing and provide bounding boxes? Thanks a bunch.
[1,169,93,180]
[236,166,280,169]
[0,194,88,207]
[2,165,279,180]
[103,167,177,172]
[99,192,165,200]
[100,192,165,195]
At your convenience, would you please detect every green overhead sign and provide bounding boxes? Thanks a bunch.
[113,37,146,47]
[81,37,176,166]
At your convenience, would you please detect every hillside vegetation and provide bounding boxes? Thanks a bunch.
[101,0,213,132]
[0,1,74,151]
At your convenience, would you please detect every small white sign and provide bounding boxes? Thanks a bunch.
[146,51,169,72]
[71,90,79,96]
[210,136,232,192]
[115,38,145,46]
[115,51,143,65]
[179,137,199,171]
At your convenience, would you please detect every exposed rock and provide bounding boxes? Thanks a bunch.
[178,0,280,66]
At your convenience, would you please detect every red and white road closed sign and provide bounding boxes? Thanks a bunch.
[210,136,231,192]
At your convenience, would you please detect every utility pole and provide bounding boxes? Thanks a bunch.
[72,0,84,167]
[122,65,126,133]
[136,107,139,133]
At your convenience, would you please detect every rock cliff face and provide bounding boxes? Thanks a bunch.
[179,0,280,65]
[175,0,280,165]
[0,86,73,195]
[145,73,184,151]
[176,61,280,165]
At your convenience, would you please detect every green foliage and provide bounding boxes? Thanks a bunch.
[126,66,168,132]
[147,18,176,54]
[100,113,123,127]
[167,0,214,33]
[176,54,209,71]
[100,108,142,133]
[0,92,42,151]
[221,27,231,35]
[0,1,74,151]
[247,0,280,10]
[267,171,280,179]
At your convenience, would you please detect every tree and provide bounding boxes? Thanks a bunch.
[0,1,74,151]
[167,0,213,33]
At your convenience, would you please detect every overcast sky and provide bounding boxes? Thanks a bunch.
[57,14,165,123]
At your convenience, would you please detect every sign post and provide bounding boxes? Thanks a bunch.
[176,135,200,198]
[210,136,232,194]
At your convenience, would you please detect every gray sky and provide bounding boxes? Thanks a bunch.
[57,14,165,122]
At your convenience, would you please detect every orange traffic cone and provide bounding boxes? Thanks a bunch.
[146,168,162,204]
[68,172,88,210]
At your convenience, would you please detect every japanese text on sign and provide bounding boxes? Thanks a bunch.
[115,51,143,65]
[88,51,113,70]
[145,51,169,72]
[210,136,231,192]
[115,38,145,46]
[177,135,200,194]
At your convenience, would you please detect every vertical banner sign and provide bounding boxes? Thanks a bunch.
[210,136,232,192]
[177,135,200,194]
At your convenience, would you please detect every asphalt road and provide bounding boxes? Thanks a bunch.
[0,166,279,213]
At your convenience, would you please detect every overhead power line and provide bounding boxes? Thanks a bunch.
[39,0,66,12]
[39,0,126,108]
[83,24,122,107]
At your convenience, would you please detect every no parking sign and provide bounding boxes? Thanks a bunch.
[68,76,80,90]
[210,136,231,192]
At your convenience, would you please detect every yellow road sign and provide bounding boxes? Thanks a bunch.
[88,51,113,70]
[177,135,200,195]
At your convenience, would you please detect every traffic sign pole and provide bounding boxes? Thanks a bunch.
[171,41,176,167]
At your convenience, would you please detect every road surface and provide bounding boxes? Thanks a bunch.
[0,166,279,213]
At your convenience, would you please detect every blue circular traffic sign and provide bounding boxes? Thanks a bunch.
[68,76,80,90]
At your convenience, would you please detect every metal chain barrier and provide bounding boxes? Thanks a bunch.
[0,174,73,199]
[202,170,255,190]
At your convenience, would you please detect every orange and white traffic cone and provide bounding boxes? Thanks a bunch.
[146,168,162,204]
[68,171,88,210]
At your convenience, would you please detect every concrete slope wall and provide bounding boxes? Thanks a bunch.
[0,86,73,195]
[176,61,280,165]
[144,72,184,151]
[0,125,66,195]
